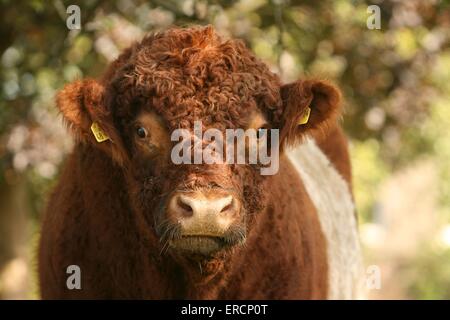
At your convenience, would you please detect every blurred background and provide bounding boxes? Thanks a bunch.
[0,0,449,299]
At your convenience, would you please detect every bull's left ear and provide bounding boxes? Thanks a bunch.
[279,79,342,148]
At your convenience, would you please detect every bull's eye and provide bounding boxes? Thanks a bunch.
[136,126,147,138]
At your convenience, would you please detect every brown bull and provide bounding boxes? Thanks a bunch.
[39,25,362,299]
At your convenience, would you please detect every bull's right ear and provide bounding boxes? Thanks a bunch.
[56,79,128,165]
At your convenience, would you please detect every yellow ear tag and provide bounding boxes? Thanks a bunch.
[298,107,311,125]
[90,122,110,143]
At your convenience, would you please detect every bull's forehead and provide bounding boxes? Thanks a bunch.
[131,38,279,130]
[139,77,265,130]
[167,96,259,130]
[110,28,282,131]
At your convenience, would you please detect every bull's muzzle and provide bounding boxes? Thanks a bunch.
[165,189,242,255]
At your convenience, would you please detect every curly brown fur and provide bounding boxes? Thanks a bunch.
[39,25,350,299]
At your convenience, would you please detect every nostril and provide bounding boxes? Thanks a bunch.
[177,197,194,217]
[220,200,234,213]
[171,194,238,219]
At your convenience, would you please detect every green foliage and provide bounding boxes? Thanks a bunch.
[407,245,450,299]
[351,139,388,222]
[0,0,449,299]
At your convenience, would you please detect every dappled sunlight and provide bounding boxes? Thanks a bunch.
[0,0,449,299]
